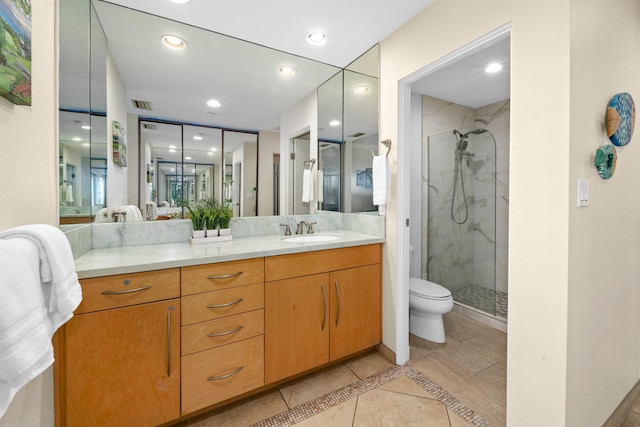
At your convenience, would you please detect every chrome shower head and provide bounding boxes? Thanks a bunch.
[461,128,488,138]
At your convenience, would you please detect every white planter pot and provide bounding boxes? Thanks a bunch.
[192,229,206,239]
[219,228,231,236]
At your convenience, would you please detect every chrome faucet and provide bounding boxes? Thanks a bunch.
[307,221,317,234]
[280,223,292,236]
[295,220,309,235]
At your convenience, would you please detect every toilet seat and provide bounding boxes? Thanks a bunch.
[409,278,451,300]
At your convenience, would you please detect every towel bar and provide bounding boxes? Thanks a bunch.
[303,158,316,170]
[370,139,391,157]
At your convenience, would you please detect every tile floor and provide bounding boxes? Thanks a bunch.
[620,398,640,426]
[173,311,508,427]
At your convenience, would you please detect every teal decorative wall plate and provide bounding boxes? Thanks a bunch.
[606,92,635,146]
[594,144,617,179]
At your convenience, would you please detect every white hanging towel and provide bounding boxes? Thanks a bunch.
[66,183,73,203]
[372,154,389,205]
[0,224,82,418]
[316,169,324,203]
[302,168,311,203]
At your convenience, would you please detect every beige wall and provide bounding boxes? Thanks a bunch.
[382,0,640,425]
[380,0,572,425]
[258,130,280,216]
[567,0,640,425]
[0,0,58,425]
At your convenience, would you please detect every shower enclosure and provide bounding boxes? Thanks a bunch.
[424,128,507,319]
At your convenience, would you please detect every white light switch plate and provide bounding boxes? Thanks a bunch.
[577,179,589,207]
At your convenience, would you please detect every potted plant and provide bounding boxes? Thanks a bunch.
[186,200,207,239]
[217,199,233,236]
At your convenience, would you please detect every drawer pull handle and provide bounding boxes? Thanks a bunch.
[167,306,173,377]
[321,282,327,331]
[335,280,341,327]
[206,271,243,280]
[207,325,244,337]
[207,298,244,309]
[207,366,243,381]
[101,285,152,295]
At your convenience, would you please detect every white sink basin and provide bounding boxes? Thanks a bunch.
[282,235,340,243]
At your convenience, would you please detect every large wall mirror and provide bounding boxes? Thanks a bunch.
[59,0,378,225]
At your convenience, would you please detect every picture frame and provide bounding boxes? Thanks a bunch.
[0,0,32,105]
[112,120,127,167]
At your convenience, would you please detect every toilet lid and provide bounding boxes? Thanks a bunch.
[409,278,452,299]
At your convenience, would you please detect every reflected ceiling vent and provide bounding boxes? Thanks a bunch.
[142,123,157,130]
[348,132,366,138]
[131,99,152,110]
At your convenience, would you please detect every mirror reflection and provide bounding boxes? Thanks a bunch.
[58,0,379,225]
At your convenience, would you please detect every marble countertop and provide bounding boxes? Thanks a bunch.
[74,230,385,279]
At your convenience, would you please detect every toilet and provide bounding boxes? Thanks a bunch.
[409,278,454,343]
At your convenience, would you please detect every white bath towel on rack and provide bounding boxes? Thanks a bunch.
[302,168,312,203]
[372,154,389,205]
[0,224,82,418]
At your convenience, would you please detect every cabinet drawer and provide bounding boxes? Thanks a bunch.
[181,336,264,414]
[182,309,264,356]
[265,244,381,281]
[182,283,264,326]
[182,258,264,296]
[76,268,180,314]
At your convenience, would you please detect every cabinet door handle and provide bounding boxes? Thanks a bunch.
[335,280,341,327]
[321,282,327,331]
[206,271,243,280]
[167,306,173,377]
[207,298,244,309]
[207,325,244,337]
[101,285,151,295]
[207,366,243,381]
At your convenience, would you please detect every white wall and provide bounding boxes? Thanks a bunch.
[257,130,279,216]
[127,112,139,206]
[566,0,640,425]
[105,49,127,209]
[380,0,572,424]
[0,0,57,425]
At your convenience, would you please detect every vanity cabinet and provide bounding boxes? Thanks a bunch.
[55,269,181,427]
[180,258,265,415]
[264,244,381,384]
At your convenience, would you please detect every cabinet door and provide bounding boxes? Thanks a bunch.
[265,273,330,384]
[330,264,381,361]
[62,299,180,427]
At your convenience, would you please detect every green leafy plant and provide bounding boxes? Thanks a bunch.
[217,199,233,229]
[186,200,207,230]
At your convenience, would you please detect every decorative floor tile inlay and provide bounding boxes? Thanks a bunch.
[452,283,508,320]
[251,366,493,427]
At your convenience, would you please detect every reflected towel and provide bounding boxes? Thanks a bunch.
[302,169,311,203]
[372,155,389,205]
[145,202,158,220]
[316,169,324,203]
[65,184,73,203]
[95,207,108,221]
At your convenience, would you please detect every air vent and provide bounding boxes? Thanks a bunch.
[131,99,152,110]
[348,132,366,138]
[142,123,157,130]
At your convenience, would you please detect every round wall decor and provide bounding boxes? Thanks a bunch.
[594,144,617,179]
[606,92,635,146]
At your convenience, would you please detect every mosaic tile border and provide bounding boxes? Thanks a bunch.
[251,365,492,427]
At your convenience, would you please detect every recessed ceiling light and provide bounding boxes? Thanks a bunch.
[207,152,214,156]
[81,143,90,147]
[279,65,296,76]
[72,137,82,141]
[306,32,327,46]
[169,145,177,149]
[193,134,203,140]
[81,125,91,130]
[206,99,221,108]
[169,149,176,153]
[485,62,503,73]
[185,156,192,160]
[169,0,190,4]
[162,34,186,50]
[210,147,218,152]
[170,168,175,172]
[354,85,368,94]
[329,120,341,127]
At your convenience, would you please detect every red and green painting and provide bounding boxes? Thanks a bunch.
[0,0,31,105]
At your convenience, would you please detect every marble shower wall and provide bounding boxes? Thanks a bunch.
[421,95,510,297]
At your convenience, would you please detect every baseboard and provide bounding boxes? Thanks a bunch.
[376,342,396,365]
[602,379,640,427]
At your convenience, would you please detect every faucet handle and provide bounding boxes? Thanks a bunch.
[307,221,317,234]
[280,223,291,236]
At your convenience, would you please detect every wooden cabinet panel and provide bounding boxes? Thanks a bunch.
[62,299,180,427]
[265,273,330,384]
[329,264,382,361]
[75,268,180,314]
[265,244,381,281]
[181,336,264,414]
[182,258,264,295]
[182,309,264,356]
[181,283,264,326]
